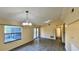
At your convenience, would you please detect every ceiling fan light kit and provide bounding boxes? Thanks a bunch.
[22,11,32,26]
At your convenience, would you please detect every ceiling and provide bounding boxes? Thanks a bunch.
[0,7,63,25]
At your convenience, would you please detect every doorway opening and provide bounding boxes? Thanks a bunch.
[55,24,65,45]
[33,27,40,39]
[56,27,61,39]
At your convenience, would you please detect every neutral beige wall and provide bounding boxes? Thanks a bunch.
[40,20,64,39]
[65,21,79,50]
[0,19,33,51]
[61,8,79,50]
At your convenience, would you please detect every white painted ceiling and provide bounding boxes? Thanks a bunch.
[0,7,63,25]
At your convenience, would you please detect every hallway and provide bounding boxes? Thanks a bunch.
[12,38,65,51]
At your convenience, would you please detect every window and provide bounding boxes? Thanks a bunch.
[4,25,21,43]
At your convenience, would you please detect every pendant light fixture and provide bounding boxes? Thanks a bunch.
[22,11,32,26]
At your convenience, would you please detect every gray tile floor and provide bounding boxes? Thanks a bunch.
[13,38,65,51]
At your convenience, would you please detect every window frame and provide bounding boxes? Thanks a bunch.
[4,25,22,44]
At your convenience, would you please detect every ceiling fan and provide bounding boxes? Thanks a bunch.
[22,11,32,26]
